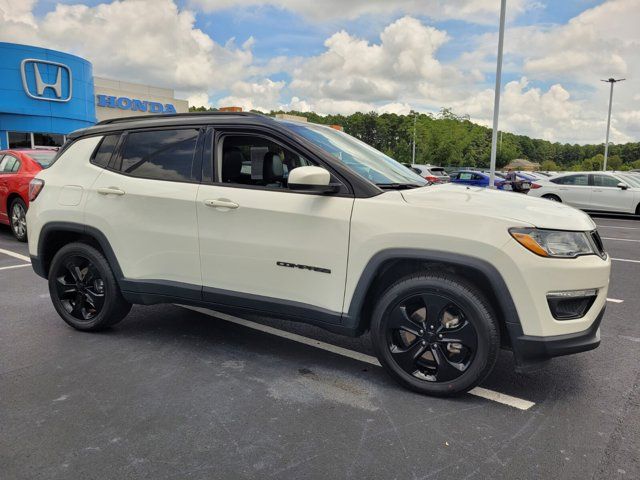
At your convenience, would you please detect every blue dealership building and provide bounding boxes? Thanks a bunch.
[0,42,188,150]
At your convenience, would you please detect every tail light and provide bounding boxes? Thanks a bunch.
[530,183,542,189]
[29,178,45,201]
[425,175,439,183]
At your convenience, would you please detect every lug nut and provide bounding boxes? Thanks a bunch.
[438,334,443,339]
[430,325,434,330]
[419,330,424,335]
[421,340,427,346]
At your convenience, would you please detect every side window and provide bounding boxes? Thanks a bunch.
[552,174,588,186]
[592,175,621,188]
[458,172,473,181]
[11,159,21,172]
[91,134,120,168]
[0,155,7,172]
[473,173,484,181]
[118,129,199,182]
[218,134,314,189]
[1,155,18,173]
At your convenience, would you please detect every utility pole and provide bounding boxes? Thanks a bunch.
[601,78,625,171]
[412,112,417,165]
[488,0,507,189]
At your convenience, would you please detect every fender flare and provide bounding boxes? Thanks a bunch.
[343,248,522,331]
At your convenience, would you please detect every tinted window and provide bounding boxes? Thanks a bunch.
[551,174,588,186]
[119,129,199,182]
[219,135,314,189]
[92,134,120,168]
[592,174,621,187]
[8,132,31,148]
[33,133,65,147]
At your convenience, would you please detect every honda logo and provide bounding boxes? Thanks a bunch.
[20,58,72,102]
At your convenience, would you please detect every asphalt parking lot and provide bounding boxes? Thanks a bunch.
[1,216,639,480]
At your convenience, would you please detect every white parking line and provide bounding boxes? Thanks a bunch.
[596,225,640,230]
[0,264,31,272]
[0,248,30,262]
[179,305,536,411]
[607,298,624,304]
[612,258,640,264]
[601,237,640,243]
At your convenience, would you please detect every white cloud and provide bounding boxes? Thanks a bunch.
[0,0,253,97]
[190,0,534,24]
[217,78,285,111]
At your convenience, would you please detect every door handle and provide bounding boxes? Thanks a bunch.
[204,198,239,209]
[593,189,603,193]
[97,187,125,196]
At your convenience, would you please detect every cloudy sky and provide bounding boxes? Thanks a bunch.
[1,0,639,145]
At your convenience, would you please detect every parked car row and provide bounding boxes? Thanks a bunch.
[0,148,58,241]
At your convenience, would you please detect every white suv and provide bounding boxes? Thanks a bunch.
[27,113,611,396]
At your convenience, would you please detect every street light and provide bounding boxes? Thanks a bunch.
[601,77,625,171]
[488,0,507,189]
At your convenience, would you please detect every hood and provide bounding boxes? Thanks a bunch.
[400,184,596,231]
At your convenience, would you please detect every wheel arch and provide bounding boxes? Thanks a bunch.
[344,249,521,345]
[6,191,27,214]
[34,222,124,281]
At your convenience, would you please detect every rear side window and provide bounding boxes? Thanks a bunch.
[0,155,18,173]
[551,174,588,186]
[92,134,120,168]
[118,129,199,182]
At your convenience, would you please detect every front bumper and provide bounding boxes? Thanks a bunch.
[507,305,605,372]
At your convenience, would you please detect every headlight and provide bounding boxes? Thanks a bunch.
[509,228,595,258]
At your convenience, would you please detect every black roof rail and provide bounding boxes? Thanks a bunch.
[95,111,267,126]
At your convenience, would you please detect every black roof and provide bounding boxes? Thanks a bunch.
[68,112,278,139]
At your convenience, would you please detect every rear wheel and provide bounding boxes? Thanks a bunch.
[48,243,131,331]
[542,194,561,202]
[370,273,499,396]
[9,198,28,242]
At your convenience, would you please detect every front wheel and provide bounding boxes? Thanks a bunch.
[48,242,132,331]
[542,194,561,202]
[370,273,499,396]
[9,198,28,242]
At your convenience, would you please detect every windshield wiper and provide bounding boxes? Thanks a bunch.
[376,183,422,190]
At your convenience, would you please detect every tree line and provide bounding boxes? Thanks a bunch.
[189,106,640,171]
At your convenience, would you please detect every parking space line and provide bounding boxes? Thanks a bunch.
[601,237,640,243]
[596,225,640,230]
[612,258,640,264]
[0,264,31,271]
[606,298,624,304]
[179,305,536,411]
[0,248,30,263]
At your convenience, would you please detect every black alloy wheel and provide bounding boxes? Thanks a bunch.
[371,273,499,396]
[386,293,477,383]
[48,243,131,331]
[54,254,106,321]
[10,198,28,242]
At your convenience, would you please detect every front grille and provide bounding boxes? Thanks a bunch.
[590,230,607,259]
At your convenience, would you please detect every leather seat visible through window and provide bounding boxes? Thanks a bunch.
[262,152,284,186]
[222,148,244,183]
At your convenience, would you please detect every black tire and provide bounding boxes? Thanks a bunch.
[48,242,131,331]
[370,272,500,396]
[542,194,561,202]
[9,197,28,242]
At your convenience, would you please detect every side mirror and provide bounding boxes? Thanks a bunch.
[288,166,340,194]
[617,182,629,190]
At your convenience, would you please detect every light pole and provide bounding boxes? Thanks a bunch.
[601,77,625,171]
[488,0,507,189]
[412,112,417,165]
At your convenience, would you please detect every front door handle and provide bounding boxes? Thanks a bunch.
[97,187,125,196]
[204,198,239,210]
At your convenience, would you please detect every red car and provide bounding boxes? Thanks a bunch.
[0,149,58,241]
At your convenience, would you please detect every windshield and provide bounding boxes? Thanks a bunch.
[283,122,427,187]
[26,151,57,168]
[618,174,640,188]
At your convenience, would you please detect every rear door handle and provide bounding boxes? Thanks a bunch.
[97,187,125,196]
[204,199,239,210]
